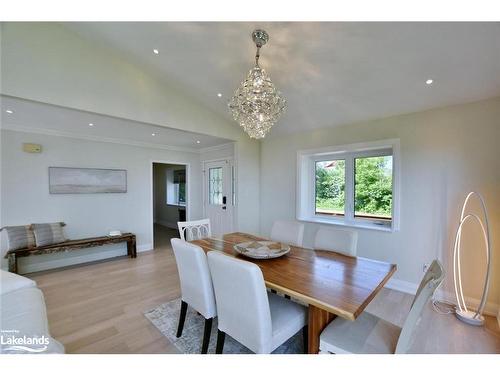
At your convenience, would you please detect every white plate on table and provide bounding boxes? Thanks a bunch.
[233,241,290,259]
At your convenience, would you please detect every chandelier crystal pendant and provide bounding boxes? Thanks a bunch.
[228,29,286,139]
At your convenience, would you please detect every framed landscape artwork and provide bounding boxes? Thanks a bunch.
[49,167,127,194]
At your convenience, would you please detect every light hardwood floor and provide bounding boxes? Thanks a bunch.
[29,225,500,354]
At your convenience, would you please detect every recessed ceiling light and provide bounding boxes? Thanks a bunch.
[196,140,201,144]
[88,123,94,127]
[5,109,13,114]
[426,79,433,85]
[217,93,222,97]
[151,133,156,136]
[153,49,159,55]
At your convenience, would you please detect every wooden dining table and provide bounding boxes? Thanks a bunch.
[190,232,397,354]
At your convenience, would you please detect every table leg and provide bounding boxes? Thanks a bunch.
[8,253,18,274]
[308,304,335,354]
[130,237,137,258]
[126,240,131,257]
[127,239,137,258]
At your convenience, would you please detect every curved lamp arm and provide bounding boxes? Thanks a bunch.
[452,192,491,323]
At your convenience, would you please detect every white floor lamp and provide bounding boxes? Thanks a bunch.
[452,191,491,326]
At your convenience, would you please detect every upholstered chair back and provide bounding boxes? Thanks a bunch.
[207,251,273,353]
[314,226,358,256]
[170,238,216,318]
[395,259,444,353]
[270,220,305,247]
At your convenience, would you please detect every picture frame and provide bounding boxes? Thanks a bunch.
[48,167,127,194]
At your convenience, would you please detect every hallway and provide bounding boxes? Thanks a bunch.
[154,223,179,251]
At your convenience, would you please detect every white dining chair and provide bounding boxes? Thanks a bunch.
[170,238,217,354]
[207,251,308,354]
[270,220,305,247]
[177,219,211,241]
[319,259,444,354]
[269,220,305,298]
[313,226,358,256]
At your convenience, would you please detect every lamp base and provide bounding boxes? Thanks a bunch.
[455,310,485,326]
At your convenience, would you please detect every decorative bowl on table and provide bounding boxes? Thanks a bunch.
[233,241,290,259]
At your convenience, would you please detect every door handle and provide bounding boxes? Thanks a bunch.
[222,196,227,205]
[222,206,226,210]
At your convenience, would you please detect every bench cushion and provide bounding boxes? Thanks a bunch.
[1,225,36,251]
[32,222,66,247]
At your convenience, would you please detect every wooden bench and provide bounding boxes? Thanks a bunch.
[5,233,137,274]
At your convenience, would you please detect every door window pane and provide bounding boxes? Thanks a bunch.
[209,167,223,205]
[315,160,345,216]
[354,155,392,221]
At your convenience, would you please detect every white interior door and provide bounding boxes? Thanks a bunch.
[204,159,234,236]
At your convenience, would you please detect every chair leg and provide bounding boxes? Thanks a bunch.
[176,300,188,338]
[215,329,226,354]
[201,318,213,354]
[302,325,308,354]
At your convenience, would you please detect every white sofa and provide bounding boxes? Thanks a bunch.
[0,270,64,354]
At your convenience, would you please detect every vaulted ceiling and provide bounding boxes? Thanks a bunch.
[62,22,500,138]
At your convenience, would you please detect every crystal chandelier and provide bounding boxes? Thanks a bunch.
[228,29,286,139]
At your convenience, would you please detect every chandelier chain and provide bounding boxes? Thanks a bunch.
[255,46,261,66]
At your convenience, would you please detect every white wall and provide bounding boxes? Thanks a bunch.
[0,22,260,236]
[0,130,203,273]
[200,143,235,163]
[153,163,186,229]
[260,97,500,313]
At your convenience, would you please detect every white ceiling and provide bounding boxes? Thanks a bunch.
[63,22,500,138]
[0,96,232,151]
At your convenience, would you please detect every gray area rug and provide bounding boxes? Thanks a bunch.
[144,298,305,354]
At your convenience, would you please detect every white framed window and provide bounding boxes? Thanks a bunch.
[297,139,400,232]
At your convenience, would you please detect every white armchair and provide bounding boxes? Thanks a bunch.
[0,270,64,354]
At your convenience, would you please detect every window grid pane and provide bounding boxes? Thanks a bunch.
[315,159,345,217]
[209,167,223,205]
[354,155,393,221]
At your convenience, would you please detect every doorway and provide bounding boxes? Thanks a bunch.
[152,162,188,248]
[203,158,234,235]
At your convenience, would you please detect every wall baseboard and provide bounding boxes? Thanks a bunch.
[138,243,153,252]
[435,289,499,317]
[384,278,499,317]
[384,278,418,295]
[17,242,153,274]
